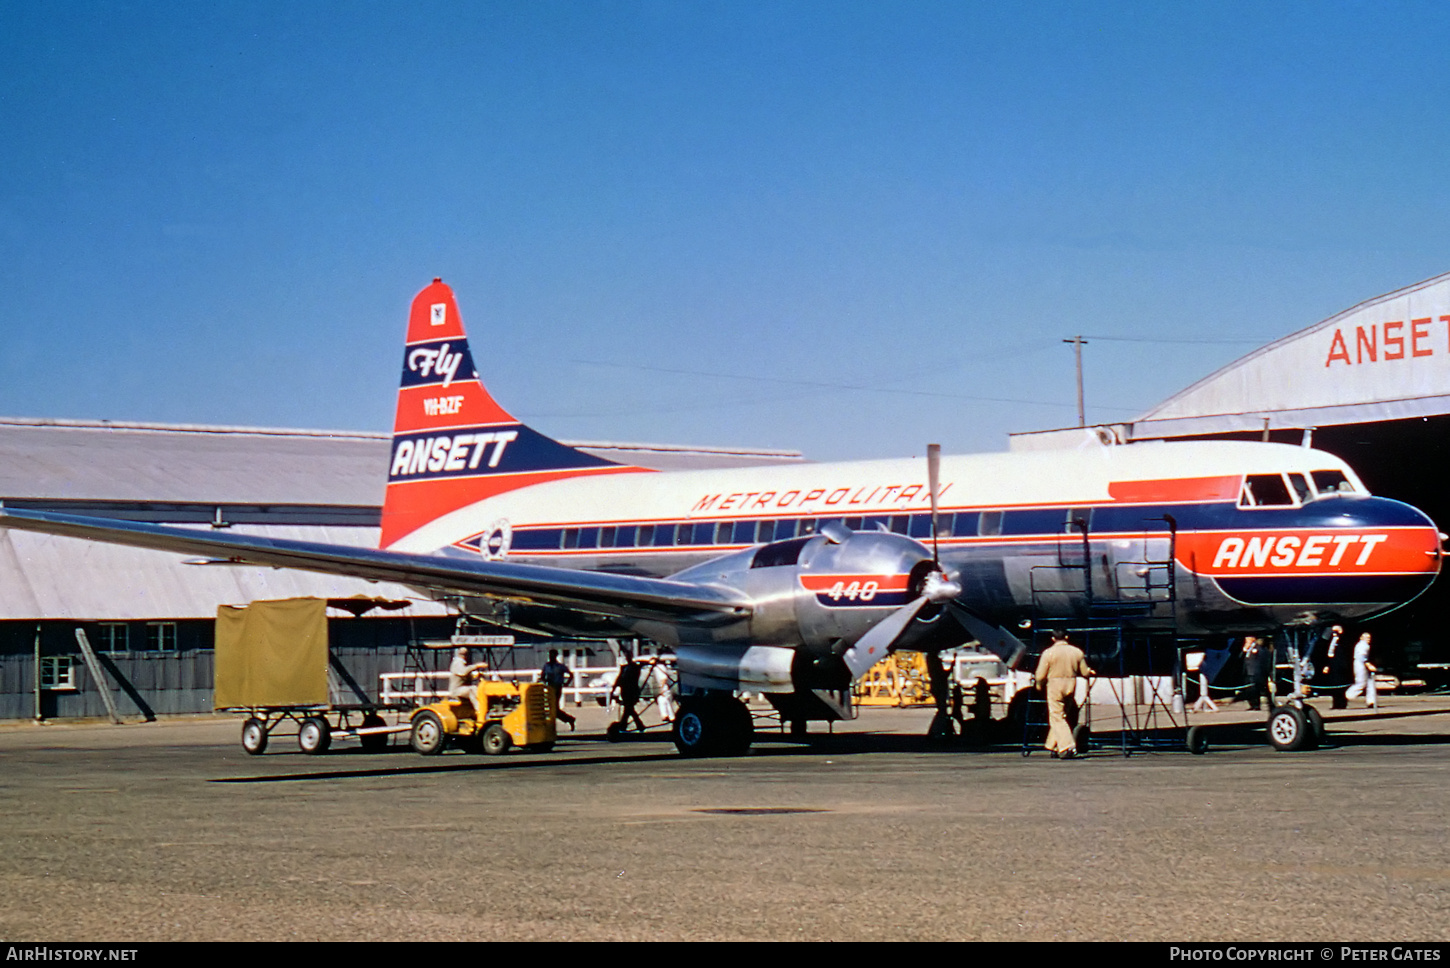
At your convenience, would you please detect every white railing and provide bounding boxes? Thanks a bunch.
[379,665,643,707]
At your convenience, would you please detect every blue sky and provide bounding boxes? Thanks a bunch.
[3,1,1449,460]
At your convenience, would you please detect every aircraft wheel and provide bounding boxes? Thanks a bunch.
[241,717,268,755]
[481,723,512,755]
[1267,706,1312,752]
[724,697,754,756]
[1186,724,1209,755]
[1303,705,1327,747]
[673,699,716,757]
[359,713,388,752]
[673,696,752,757]
[298,717,331,755]
[410,711,447,756]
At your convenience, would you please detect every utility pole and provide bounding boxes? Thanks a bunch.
[1063,336,1088,427]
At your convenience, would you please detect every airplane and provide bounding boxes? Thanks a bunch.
[0,278,1442,755]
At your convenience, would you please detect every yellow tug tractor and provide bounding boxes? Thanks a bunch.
[409,679,556,755]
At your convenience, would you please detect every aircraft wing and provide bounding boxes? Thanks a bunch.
[0,508,752,624]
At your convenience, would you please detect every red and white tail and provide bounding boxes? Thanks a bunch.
[380,279,640,548]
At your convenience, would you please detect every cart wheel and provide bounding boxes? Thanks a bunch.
[605,721,624,742]
[481,723,512,755]
[410,711,447,755]
[1267,705,1312,752]
[241,717,268,755]
[1187,724,1209,755]
[359,713,388,752]
[298,717,331,755]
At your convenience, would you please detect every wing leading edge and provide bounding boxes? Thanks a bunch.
[0,508,751,624]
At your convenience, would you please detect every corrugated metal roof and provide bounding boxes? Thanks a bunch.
[0,419,387,505]
[0,525,451,621]
[0,418,804,505]
[0,417,805,621]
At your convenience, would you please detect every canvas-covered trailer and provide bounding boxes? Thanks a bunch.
[216,597,410,754]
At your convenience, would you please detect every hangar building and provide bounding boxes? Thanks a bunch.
[0,417,801,719]
[1015,268,1450,671]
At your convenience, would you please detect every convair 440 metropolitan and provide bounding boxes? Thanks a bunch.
[1,279,1441,755]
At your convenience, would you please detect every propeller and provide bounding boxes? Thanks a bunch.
[841,567,961,678]
[840,443,959,679]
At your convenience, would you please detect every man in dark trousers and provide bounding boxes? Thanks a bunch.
[1241,636,1270,711]
[539,649,577,730]
[1316,625,1352,709]
[611,647,647,735]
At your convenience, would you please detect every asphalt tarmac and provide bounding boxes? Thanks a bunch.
[2,697,1449,942]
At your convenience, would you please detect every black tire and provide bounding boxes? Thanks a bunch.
[359,713,388,752]
[529,742,555,753]
[241,717,268,755]
[724,697,754,756]
[298,717,331,755]
[1303,704,1327,747]
[673,699,715,757]
[410,710,447,755]
[1071,724,1091,755]
[481,723,512,755]
[605,721,624,742]
[1187,724,1209,755]
[674,696,752,757]
[1267,706,1311,752]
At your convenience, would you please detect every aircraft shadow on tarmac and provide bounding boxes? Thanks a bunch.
[211,707,1450,783]
[209,729,1027,783]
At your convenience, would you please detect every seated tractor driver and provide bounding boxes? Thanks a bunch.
[448,647,489,720]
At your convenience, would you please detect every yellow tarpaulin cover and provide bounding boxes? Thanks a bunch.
[215,597,329,708]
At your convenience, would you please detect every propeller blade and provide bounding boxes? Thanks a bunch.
[841,597,930,679]
[927,443,941,561]
[945,601,1029,669]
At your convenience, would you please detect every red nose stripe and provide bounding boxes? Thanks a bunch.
[1175,527,1440,577]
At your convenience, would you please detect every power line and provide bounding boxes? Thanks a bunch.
[1079,334,1262,345]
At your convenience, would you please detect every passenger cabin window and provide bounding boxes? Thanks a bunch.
[1311,470,1355,495]
[1240,474,1295,507]
[978,511,1003,536]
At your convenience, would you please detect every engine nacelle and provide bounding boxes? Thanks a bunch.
[669,526,944,692]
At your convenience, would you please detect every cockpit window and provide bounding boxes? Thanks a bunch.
[1288,473,1312,504]
[1240,474,1294,507]
[751,537,811,569]
[1311,470,1355,495]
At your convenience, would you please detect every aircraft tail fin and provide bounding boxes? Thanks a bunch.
[380,278,638,548]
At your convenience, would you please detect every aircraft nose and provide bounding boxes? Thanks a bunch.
[1180,493,1442,619]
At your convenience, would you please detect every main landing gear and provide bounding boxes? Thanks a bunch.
[672,694,754,757]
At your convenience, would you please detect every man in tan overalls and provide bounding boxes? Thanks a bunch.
[1034,630,1095,759]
